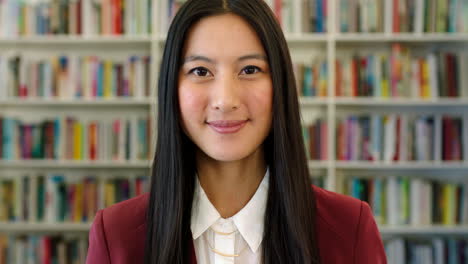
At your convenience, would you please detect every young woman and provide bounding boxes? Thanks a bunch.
[86,0,387,263]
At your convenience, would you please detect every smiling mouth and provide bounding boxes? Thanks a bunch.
[206,120,248,134]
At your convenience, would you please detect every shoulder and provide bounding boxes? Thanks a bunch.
[100,192,149,231]
[311,185,387,263]
[86,193,149,264]
[312,185,364,239]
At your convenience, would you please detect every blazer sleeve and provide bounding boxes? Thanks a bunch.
[86,210,111,264]
[354,201,387,264]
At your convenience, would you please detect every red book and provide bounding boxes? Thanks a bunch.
[42,237,52,264]
[77,0,82,34]
[392,0,399,33]
[442,117,452,160]
[335,60,342,96]
[393,117,401,161]
[321,122,328,160]
[89,122,97,160]
[352,57,358,97]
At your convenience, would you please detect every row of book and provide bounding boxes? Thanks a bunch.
[0,115,151,161]
[386,237,468,264]
[0,54,151,99]
[302,119,328,160]
[337,0,384,33]
[0,172,148,223]
[392,0,468,33]
[337,114,465,162]
[0,0,152,36]
[266,0,327,33]
[294,60,328,97]
[335,45,468,98]
[337,0,468,33]
[342,176,468,226]
[0,234,87,264]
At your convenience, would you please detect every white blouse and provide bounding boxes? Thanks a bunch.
[190,168,269,264]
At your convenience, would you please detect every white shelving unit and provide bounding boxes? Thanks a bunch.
[0,0,467,238]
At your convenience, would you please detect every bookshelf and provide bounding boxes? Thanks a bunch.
[0,0,468,262]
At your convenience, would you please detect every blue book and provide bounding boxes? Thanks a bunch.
[316,0,324,33]
[97,61,104,97]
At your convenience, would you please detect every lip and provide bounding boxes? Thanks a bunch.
[206,120,248,134]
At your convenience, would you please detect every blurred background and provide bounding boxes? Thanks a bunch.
[0,0,466,263]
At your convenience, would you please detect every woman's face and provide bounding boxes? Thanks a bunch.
[178,13,273,162]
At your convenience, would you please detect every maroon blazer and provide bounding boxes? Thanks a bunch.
[86,186,387,263]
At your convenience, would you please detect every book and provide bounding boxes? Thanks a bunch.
[337,113,465,162]
[0,114,151,162]
[0,172,149,224]
[0,53,151,100]
[344,175,468,226]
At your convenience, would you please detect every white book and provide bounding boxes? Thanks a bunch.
[399,115,408,161]
[432,238,444,264]
[414,0,424,33]
[427,53,439,99]
[387,176,399,225]
[82,0,94,35]
[383,115,396,162]
[434,114,442,162]
[126,0,134,35]
[14,176,23,221]
[410,178,422,225]
[410,59,420,98]
[135,57,145,98]
[360,0,369,33]
[44,60,52,98]
[29,175,37,222]
[384,0,393,33]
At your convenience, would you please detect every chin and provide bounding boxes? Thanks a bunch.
[203,146,256,162]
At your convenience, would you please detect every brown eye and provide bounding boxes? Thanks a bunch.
[241,65,261,75]
[189,67,212,77]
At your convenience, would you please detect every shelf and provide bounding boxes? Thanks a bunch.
[334,97,468,106]
[308,160,328,169]
[335,161,468,170]
[335,33,468,43]
[2,223,466,235]
[379,225,468,235]
[299,97,328,106]
[0,35,152,44]
[0,160,151,169]
[0,222,91,232]
[157,33,328,43]
[0,98,154,106]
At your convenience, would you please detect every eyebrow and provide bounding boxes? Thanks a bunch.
[183,54,268,64]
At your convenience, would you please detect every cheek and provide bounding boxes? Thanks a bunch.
[178,84,207,128]
[246,81,273,120]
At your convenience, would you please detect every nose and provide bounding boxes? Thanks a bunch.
[211,74,240,112]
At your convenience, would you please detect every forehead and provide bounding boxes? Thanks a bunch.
[181,13,266,59]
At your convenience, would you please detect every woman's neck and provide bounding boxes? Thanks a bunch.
[195,148,267,218]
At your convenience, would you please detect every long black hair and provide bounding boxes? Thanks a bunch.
[145,0,321,263]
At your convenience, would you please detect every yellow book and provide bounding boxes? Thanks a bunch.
[442,184,456,225]
[104,60,112,98]
[73,122,83,160]
[74,183,84,222]
[380,55,389,98]
[105,182,115,208]
[421,60,430,98]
